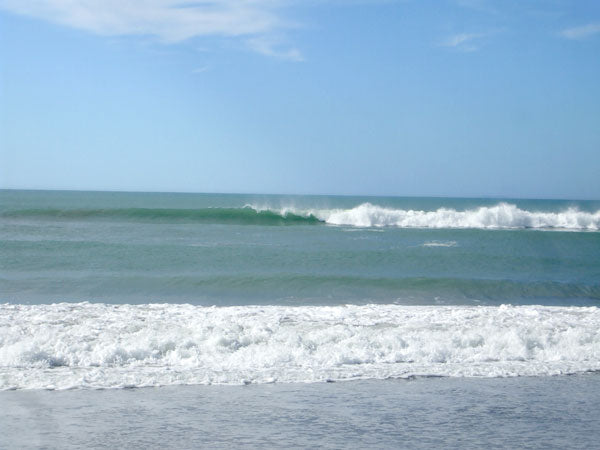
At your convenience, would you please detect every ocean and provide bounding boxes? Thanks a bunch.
[1,189,600,448]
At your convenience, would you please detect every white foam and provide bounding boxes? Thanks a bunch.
[1,303,599,390]
[317,203,600,230]
[247,203,600,230]
[422,241,458,247]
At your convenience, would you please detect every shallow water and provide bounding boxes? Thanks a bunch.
[2,375,599,449]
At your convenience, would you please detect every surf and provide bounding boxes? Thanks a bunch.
[317,202,600,230]
[2,303,599,390]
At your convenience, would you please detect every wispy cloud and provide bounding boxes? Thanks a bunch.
[0,0,302,58]
[440,32,486,52]
[560,23,600,40]
[246,35,303,61]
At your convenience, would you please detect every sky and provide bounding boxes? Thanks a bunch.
[0,0,599,199]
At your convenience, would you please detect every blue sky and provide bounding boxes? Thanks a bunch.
[1,0,599,199]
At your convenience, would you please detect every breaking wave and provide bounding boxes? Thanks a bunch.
[3,203,599,230]
[318,202,600,230]
[1,303,599,390]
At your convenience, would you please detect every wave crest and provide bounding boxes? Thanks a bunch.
[318,202,600,230]
[3,203,599,230]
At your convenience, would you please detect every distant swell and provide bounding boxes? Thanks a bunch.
[1,303,599,390]
[1,207,321,225]
[3,203,599,230]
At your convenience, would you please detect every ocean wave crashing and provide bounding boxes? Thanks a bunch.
[1,303,599,390]
[4,202,598,230]
[317,202,600,230]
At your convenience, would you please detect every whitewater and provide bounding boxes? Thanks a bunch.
[2,303,599,390]
[259,202,600,230]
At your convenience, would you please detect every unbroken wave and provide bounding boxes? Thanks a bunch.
[0,206,321,225]
[3,203,599,230]
[1,303,599,390]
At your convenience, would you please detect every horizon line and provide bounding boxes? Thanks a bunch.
[1,187,598,202]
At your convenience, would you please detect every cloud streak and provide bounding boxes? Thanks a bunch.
[0,0,302,58]
[246,35,303,61]
[440,32,485,52]
[560,23,600,40]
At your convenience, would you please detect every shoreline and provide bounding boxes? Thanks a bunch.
[2,374,599,448]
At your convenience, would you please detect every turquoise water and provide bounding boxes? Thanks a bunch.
[2,189,599,306]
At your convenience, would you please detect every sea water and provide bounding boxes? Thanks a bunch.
[1,190,599,447]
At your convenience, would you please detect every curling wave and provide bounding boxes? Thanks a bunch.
[3,202,599,230]
[1,303,599,390]
[0,206,321,225]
